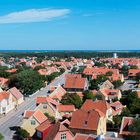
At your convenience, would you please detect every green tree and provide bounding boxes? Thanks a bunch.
[120,91,140,114]
[130,99,140,114]
[120,91,138,107]
[97,75,108,83]
[130,65,138,69]
[121,107,131,117]
[83,90,95,102]
[94,62,105,67]
[46,72,62,83]
[61,93,82,109]
[0,133,4,140]
[106,71,113,76]
[44,113,55,122]
[9,69,45,95]
[112,80,123,88]
[34,66,45,71]
[121,65,129,77]
[0,66,11,78]
[89,79,99,90]
[113,115,122,129]
[125,119,140,140]
[17,128,29,139]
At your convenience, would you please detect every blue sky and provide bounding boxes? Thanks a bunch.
[0,0,140,50]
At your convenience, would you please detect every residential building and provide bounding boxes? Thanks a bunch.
[70,108,106,135]
[35,121,74,140]
[21,110,48,136]
[81,99,112,121]
[97,89,122,101]
[0,91,15,114]
[8,87,24,105]
[64,74,89,92]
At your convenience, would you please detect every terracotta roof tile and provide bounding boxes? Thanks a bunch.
[33,110,48,124]
[0,91,10,101]
[81,99,110,115]
[64,74,87,89]
[8,87,23,100]
[36,120,52,132]
[120,117,135,135]
[57,104,75,112]
[24,110,35,119]
[70,109,103,131]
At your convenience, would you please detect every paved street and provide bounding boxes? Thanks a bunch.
[0,71,67,140]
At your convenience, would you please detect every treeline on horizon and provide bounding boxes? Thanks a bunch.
[0,51,140,59]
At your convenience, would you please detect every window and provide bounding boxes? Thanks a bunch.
[31,120,36,125]
[61,133,66,140]
[2,107,6,112]
[43,104,47,109]
[37,131,42,138]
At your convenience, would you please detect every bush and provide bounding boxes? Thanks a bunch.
[17,128,29,139]
[44,113,55,122]
[112,80,123,88]
[0,133,4,140]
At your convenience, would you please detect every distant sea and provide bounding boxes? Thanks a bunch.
[0,50,140,53]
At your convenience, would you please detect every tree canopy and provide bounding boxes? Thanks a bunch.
[9,69,45,95]
[60,93,82,109]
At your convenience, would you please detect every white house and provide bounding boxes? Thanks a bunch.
[0,91,15,114]
[8,87,24,105]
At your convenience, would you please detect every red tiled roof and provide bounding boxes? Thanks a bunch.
[0,77,9,86]
[36,120,52,132]
[8,87,23,100]
[0,91,10,101]
[6,69,17,73]
[36,96,59,106]
[120,117,135,135]
[81,99,110,115]
[110,101,124,116]
[24,110,35,119]
[70,109,104,131]
[129,69,140,76]
[99,89,120,97]
[137,91,140,98]
[24,110,47,124]
[33,110,48,124]
[57,104,75,112]
[83,67,119,75]
[64,74,87,89]
[50,85,66,100]
[36,97,47,104]
[44,121,72,140]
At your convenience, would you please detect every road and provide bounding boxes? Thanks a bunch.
[0,71,67,140]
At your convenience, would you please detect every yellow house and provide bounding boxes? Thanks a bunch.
[70,109,106,135]
[21,110,48,136]
[36,96,59,117]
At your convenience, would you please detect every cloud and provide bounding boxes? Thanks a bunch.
[0,8,70,24]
